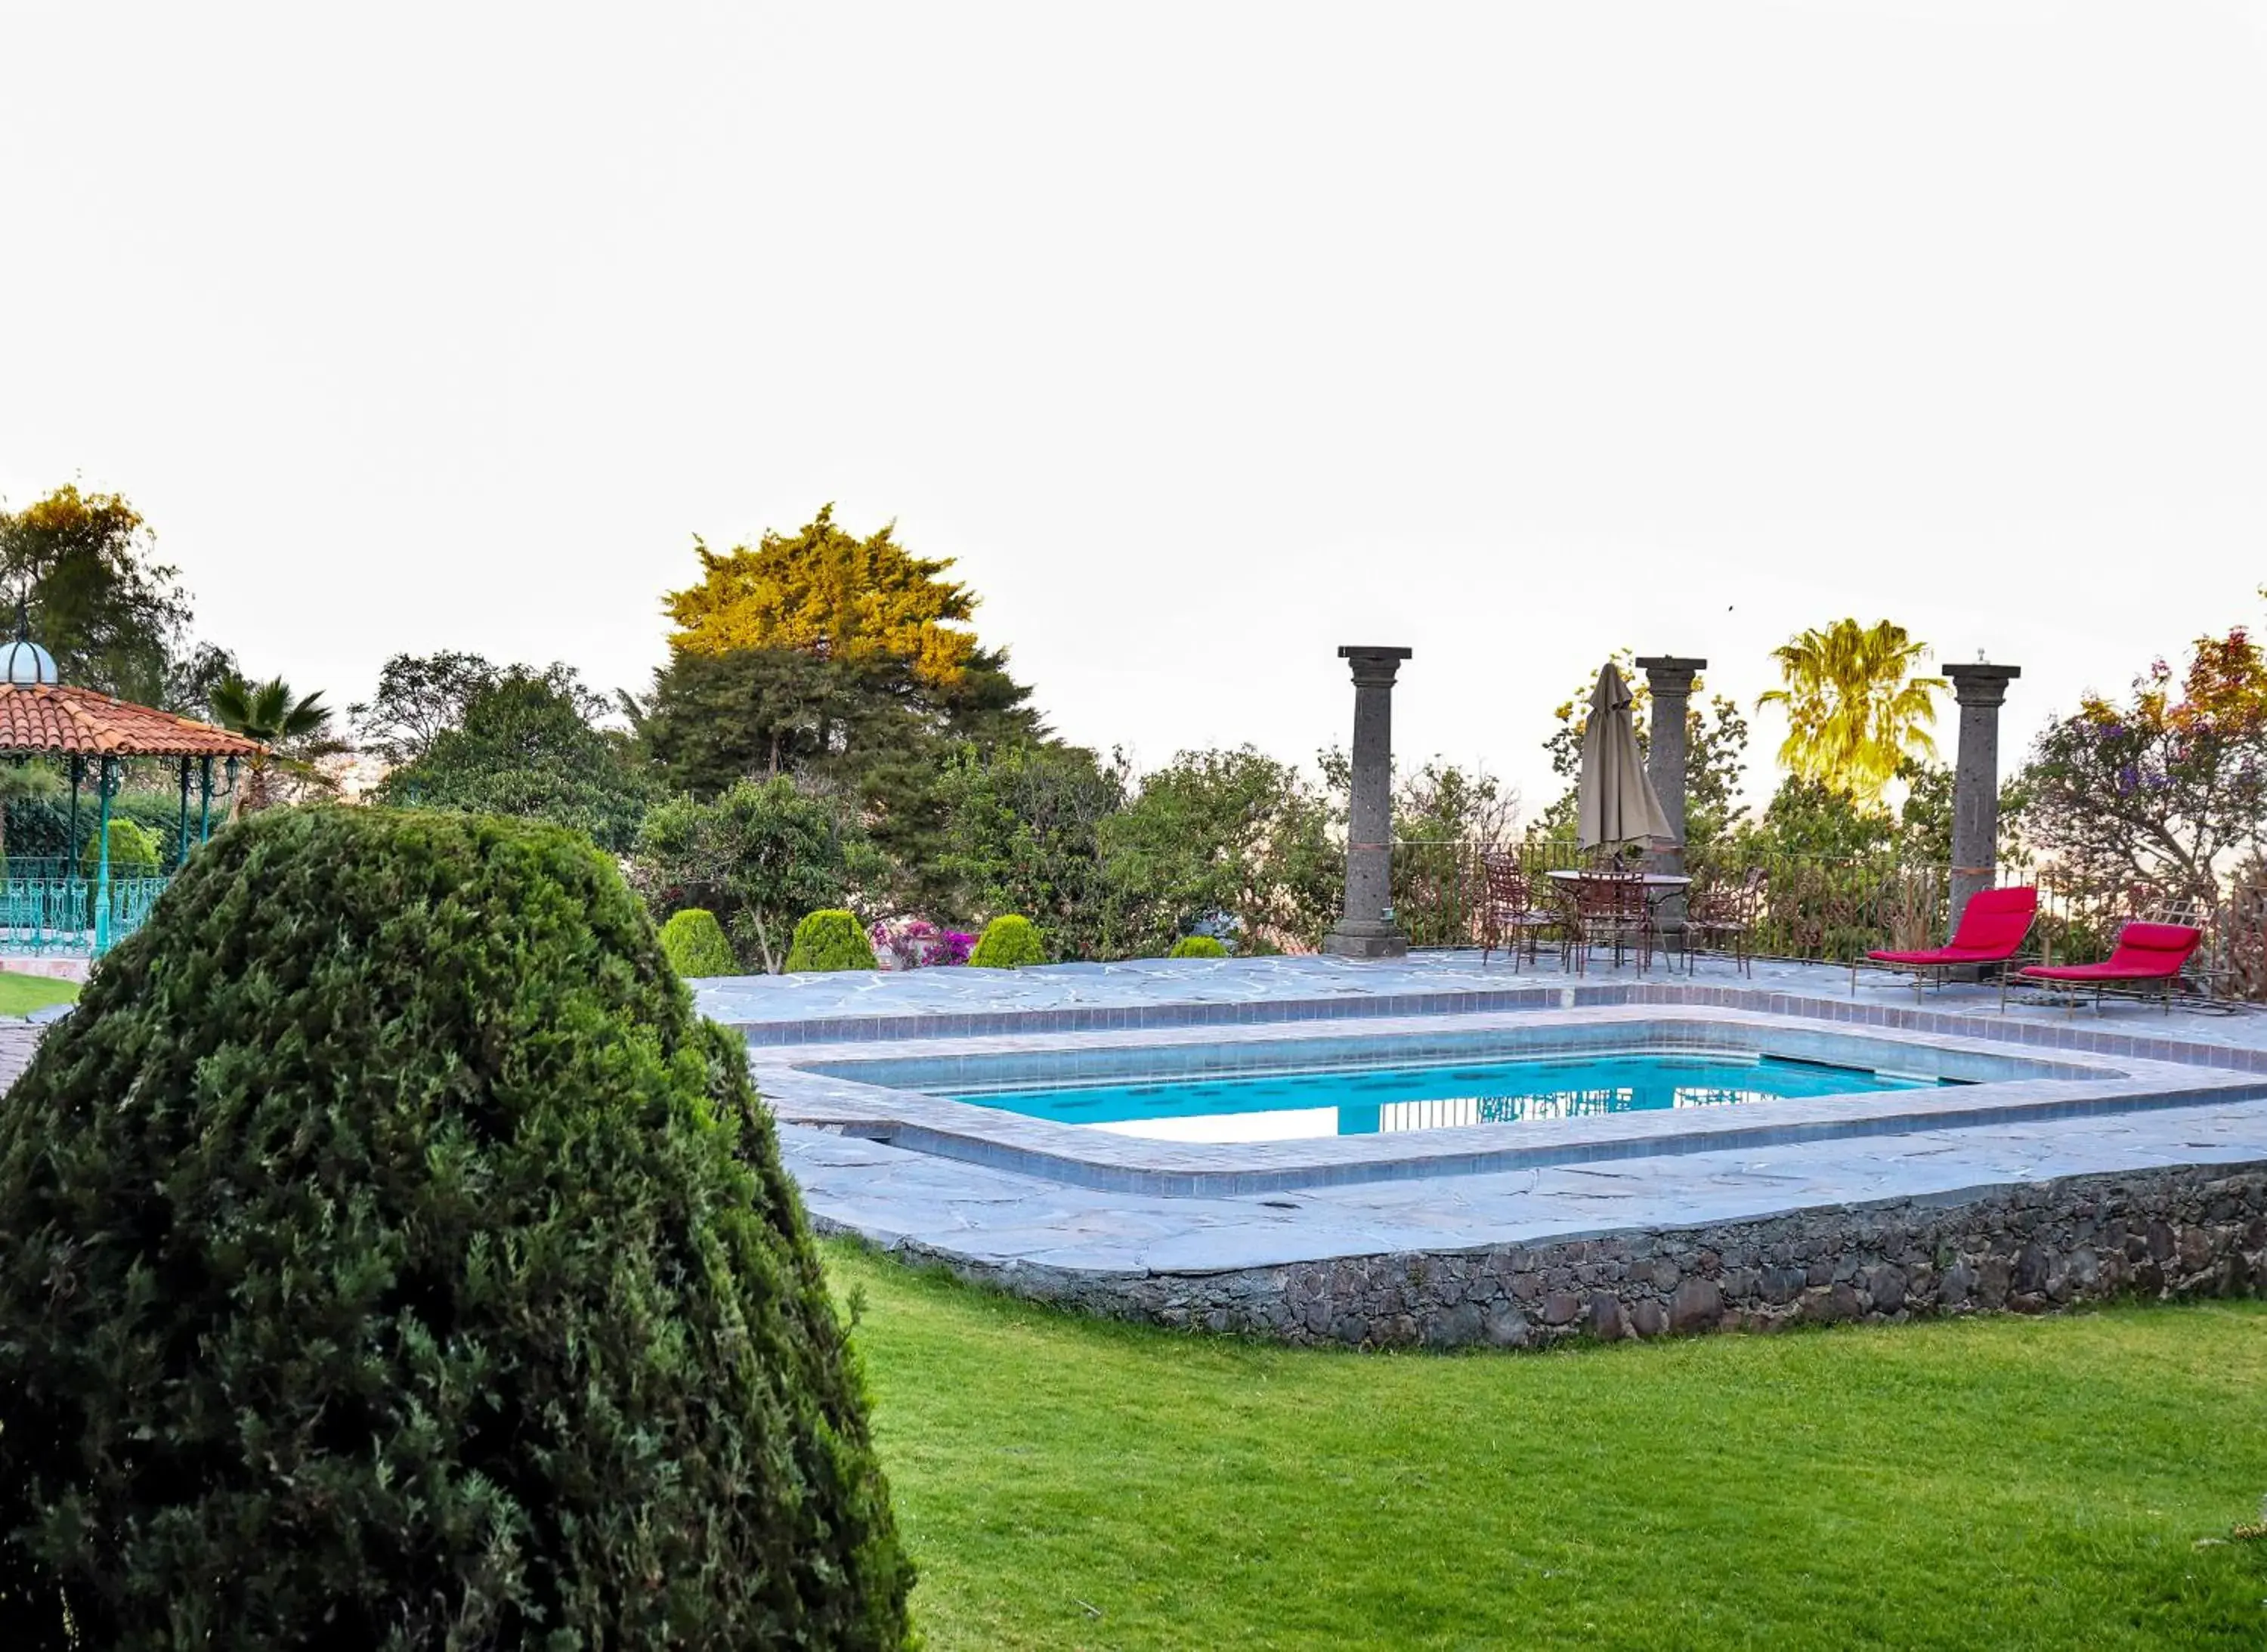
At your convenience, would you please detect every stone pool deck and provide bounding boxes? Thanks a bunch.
[701,952,2267,1346]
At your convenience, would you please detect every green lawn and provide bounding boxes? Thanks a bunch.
[825,1241,2267,1650]
[0,972,79,1016]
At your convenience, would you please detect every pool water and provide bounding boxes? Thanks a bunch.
[949,1052,1950,1143]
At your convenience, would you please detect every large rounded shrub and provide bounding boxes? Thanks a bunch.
[784,909,879,972]
[660,905,738,976]
[0,808,911,1648]
[968,914,1046,969]
[1167,934,1227,959]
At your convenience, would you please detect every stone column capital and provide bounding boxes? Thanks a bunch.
[1338,645,1413,689]
[1944,663,2021,708]
[1635,656,1706,698]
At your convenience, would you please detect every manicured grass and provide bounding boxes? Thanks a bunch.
[0,972,79,1016]
[825,1241,2267,1650]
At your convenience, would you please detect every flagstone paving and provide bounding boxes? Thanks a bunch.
[699,952,2267,1277]
[695,948,2267,1056]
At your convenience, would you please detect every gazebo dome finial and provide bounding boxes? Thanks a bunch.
[2,595,60,688]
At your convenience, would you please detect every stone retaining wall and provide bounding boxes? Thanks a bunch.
[861,1162,2267,1349]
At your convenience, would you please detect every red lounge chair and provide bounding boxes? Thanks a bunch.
[2009,921,2202,1014]
[1850,884,2037,1000]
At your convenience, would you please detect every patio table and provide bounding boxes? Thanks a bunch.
[1545,870,1694,973]
[1543,871,1693,891]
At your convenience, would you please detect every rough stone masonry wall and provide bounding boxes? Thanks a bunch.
[875,1162,2267,1350]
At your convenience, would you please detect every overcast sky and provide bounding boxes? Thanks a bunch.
[4,2,2262,814]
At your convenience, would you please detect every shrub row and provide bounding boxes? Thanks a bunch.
[772,911,1229,973]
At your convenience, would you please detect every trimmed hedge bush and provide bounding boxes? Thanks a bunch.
[659,906,737,976]
[7,789,191,868]
[1168,934,1228,958]
[76,815,162,879]
[785,908,879,972]
[969,914,1046,969]
[0,808,911,1648]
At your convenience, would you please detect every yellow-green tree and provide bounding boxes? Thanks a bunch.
[665,504,978,688]
[645,506,1048,909]
[1757,619,1944,807]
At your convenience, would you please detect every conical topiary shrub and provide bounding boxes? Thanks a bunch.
[0,807,911,1649]
[968,914,1046,968]
[659,905,738,976]
[784,908,879,972]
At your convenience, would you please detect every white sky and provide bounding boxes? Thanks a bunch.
[5,2,2263,815]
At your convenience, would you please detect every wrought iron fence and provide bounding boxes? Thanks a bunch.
[1389,840,1951,962]
[1387,838,2267,1004]
[2017,862,2267,1002]
[0,872,169,957]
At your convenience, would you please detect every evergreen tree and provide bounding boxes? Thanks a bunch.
[381,668,654,851]
[665,503,983,688]
[0,809,911,1646]
[639,508,1050,905]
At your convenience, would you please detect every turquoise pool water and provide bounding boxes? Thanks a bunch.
[949,1052,1948,1143]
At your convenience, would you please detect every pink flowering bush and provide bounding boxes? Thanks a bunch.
[868,917,975,970]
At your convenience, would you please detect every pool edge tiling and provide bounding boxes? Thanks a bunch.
[708,955,2267,1344]
[754,1006,2265,1196]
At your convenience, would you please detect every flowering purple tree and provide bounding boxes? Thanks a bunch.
[2019,627,2267,906]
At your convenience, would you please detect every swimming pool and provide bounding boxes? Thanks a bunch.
[947,1051,1950,1143]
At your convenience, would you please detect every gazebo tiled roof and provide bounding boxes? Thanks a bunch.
[0,684,264,759]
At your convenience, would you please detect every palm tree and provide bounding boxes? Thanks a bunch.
[209,676,339,812]
[1756,620,1945,809]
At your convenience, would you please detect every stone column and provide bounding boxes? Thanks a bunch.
[1942,663,2020,933]
[1635,655,1705,927]
[1323,645,1413,959]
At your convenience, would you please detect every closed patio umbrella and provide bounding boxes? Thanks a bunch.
[1576,662,1673,851]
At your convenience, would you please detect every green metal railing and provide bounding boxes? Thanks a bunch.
[0,871,169,957]
[0,749,230,960]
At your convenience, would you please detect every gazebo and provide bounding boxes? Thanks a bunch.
[0,614,262,957]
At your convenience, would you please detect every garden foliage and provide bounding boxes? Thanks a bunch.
[2020,626,2267,906]
[0,807,911,1648]
[7,790,191,867]
[969,913,1046,968]
[785,908,880,972]
[1167,934,1227,958]
[937,741,1136,957]
[641,509,1049,911]
[76,815,161,877]
[636,777,871,974]
[379,668,654,852]
[0,484,193,707]
[658,905,737,976]
[1105,747,1340,955]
